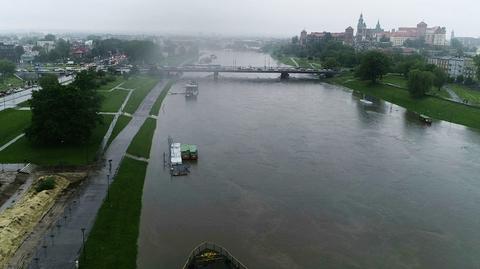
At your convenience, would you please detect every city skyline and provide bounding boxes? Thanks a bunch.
[0,0,478,38]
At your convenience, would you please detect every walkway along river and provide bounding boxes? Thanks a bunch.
[21,80,168,269]
[137,51,480,269]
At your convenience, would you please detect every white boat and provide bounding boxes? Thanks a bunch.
[170,142,182,165]
[359,99,373,105]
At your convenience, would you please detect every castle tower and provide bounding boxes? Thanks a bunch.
[300,29,307,46]
[417,21,428,38]
[345,26,354,45]
[356,13,367,41]
[375,20,383,33]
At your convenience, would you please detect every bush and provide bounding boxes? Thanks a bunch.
[35,176,56,192]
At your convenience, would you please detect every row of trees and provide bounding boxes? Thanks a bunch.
[268,38,359,68]
[356,50,448,97]
[0,59,16,76]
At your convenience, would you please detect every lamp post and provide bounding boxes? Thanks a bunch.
[107,174,110,202]
[108,159,112,173]
[81,228,86,261]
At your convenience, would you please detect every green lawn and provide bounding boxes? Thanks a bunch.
[127,118,156,158]
[335,76,480,130]
[96,77,125,92]
[150,80,174,116]
[79,157,147,269]
[106,115,132,147]
[449,84,480,105]
[122,76,160,114]
[0,109,31,146]
[382,74,408,88]
[0,76,24,92]
[381,74,451,99]
[0,115,114,165]
[100,90,129,112]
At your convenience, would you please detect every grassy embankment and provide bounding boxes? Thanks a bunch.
[122,76,160,114]
[448,83,480,105]
[106,115,132,148]
[150,80,174,116]
[0,109,31,146]
[105,76,163,148]
[0,76,24,92]
[381,73,451,99]
[330,73,480,130]
[98,77,128,112]
[127,118,156,158]
[79,157,147,269]
[0,115,114,165]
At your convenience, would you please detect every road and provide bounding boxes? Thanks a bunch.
[11,79,167,269]
[0,75,74,112]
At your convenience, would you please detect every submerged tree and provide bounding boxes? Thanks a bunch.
[26,74,102,145]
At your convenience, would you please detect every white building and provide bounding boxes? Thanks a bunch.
[428,57,477,79]
[36,40,56,52]
[425,27,447,46]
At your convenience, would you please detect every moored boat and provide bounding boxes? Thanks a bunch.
[182,242,247,269]
[419,114,432,125]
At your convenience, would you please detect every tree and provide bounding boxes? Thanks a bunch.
[356,50,391,83]
[432,67,447,90]
[26,73,102,145]
[14,46,25,61]
[456,75,465,84]
[0,59,16,76]
[408,69,434,98]
[44,34,56,41]
[291,36,299,44]
[323,57,340,70]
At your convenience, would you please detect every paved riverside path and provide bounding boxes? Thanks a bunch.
[19,79,166,269]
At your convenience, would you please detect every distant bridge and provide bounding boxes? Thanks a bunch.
[159,65,335,79]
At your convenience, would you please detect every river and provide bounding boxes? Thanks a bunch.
[137,50,480,269]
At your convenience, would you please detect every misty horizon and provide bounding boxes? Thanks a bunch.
[0,0,478,38]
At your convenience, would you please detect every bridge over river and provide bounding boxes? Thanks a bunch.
[159,65,335,79]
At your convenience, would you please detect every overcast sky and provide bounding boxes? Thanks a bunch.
[0,0,478,38]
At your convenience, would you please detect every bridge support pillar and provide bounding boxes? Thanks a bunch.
[213,71,219,81]
[280,72,290,79]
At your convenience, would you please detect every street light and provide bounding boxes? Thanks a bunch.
[106,174,110,202]
[81,228,86,261]
[108,159,112,173]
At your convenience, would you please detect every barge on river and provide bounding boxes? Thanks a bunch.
[168,138,198,176]
[182,242,248,269]
[186,81,199,96]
